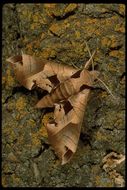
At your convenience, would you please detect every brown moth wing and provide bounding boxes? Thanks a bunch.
[46,88,91,165]
[7,54,78,92]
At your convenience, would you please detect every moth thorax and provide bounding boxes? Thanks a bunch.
[59,80,76,98]
[79,70,93,86]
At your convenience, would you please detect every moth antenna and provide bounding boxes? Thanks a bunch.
[72,63,79,69]
[97,77,116,100]
[84,50,96,70]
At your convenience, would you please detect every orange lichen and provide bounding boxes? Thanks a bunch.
[107,63,117,72]
[101,37,111,47]
[40,48,56,59]
[110,36,120,48]
[109,50,124,60]
[114,23,125,33]
[15,97,26,111]
[101,35,124,53]
[64,4,78,14]
[85,18,98,25]
[31,133,41,146]
[49,23,62,36]
[49,22,70,36]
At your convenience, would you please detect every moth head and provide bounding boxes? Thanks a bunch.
[6,55,25,81]
[89,70,100,81]
[6,55,23,70]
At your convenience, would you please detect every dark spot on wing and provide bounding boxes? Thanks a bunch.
[63,101,73,115]
[71,70,82,78]
[48,75,60,86]
[80,84,94,91]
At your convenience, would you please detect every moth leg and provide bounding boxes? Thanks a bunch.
[46,103,65,129]
[54,103,65,123]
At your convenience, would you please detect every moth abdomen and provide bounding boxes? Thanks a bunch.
[48,80,75,104]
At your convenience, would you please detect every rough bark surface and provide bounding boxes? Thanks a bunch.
[2,3,125,187]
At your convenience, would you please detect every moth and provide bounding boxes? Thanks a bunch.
[7,52,100,165]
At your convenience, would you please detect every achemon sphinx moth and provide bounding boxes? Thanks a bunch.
[7,52,100,165]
